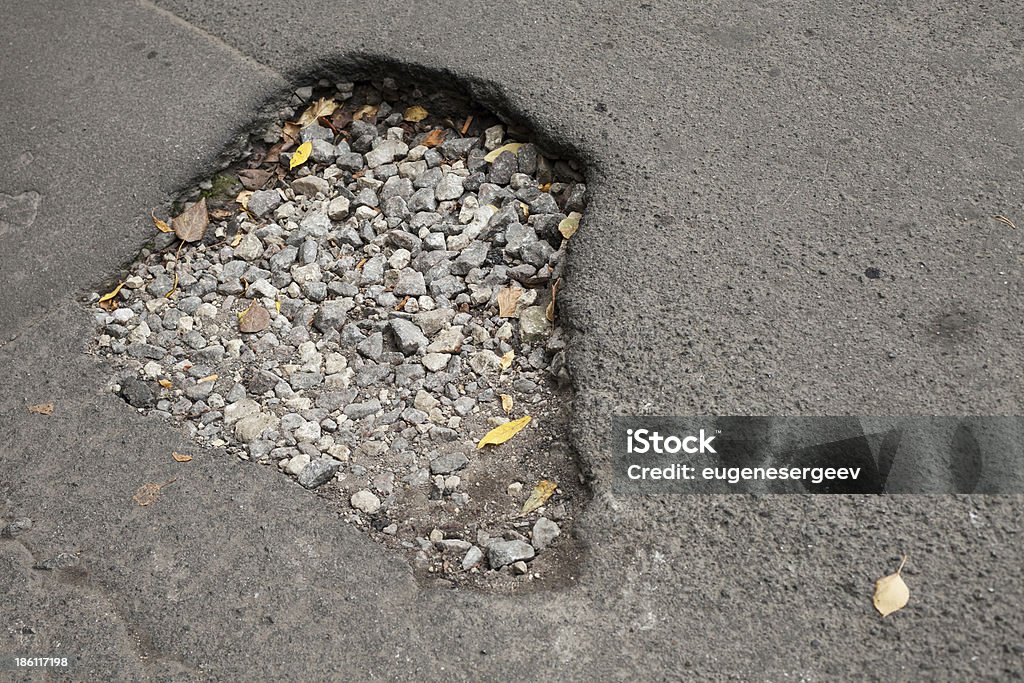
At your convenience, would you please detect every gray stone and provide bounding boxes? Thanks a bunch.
[292,175,330,197]
[1,517,32,537]
[435,173,464,201]
[421,353,450,372]
[390,318,428,355]
[299,123,333,142]
[327,196,350,219]
[412,309,454,336]
[350,490,382,514]
[234,412,279,443]
[394,268,426,296]
[313,299,354,332]
[233,233,264,261]
[309,139,338,163]
[298,457,341,489]
[345,399,381,419]
[520,306,552,342]
[522,239,555,268]
[451,241,488,275]
[531,517,561,550]
[488,540,535,569]
[430,452,468,475]
[248,190,281,217]
[357,331,384,360]
[461,546,484,570]
[119,377,154,408]
[452,396,475,416]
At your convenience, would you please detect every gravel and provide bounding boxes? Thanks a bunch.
[90,79,584,581]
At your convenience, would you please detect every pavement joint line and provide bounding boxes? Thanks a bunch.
[138,0,286,81]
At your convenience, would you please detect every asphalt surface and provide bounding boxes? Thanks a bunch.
[2,1,1023,680]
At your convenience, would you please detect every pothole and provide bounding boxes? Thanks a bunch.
[86,75,588,590]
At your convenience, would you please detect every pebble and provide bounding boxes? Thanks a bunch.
[531,517,561,550]
[298,456,341,488]
[351,490,382,514]
[488,540,535,569]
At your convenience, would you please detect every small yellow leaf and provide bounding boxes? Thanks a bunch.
[521,480,557,515]
[197,373,218,384]
[28,402,54,415]
[275,299,281,313]
[559,211,581,239]
[353,104,378,121]
[151,209,172,233]
[97,281,126,310]
[484,142,524,163]
[500,394,513,414]
[171,452,193,463]
[158,379,173,389]
[230,232,243,247]
[296,98,339,128]
[873,555,910,617]
[520,202,530,219]
[497,287,522,318]
[289,141,312,170]
[500,350,514,370]
[477,415,531,448]
[403,105,429,122]
[235,190,253,210]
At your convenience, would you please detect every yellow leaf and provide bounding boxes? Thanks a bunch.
[873,555,910,617]
[520,201,530,219]
[275,299,281,313]
[353,104,378,121]
[497,287,522,318]
[289,141,312,170]
[230,232,243,247]
[197,373,218,384]
[484,142,524,163]
[477,415,531,448]
[235,190,253,210]
[559,211,581,239]
[28,402,54,415]
[97,281,125,310]
[500,350,514,370]
[500,394,513,414]
[158,379,173,389]
[521,480,557,515]
[151,209,172,233]
[296,97,338,128]
[403,105,429,122]
[172,452,193,463]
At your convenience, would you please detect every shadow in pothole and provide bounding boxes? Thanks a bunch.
[85,61,592,593]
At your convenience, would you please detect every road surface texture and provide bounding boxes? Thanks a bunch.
[2,1,1022,680]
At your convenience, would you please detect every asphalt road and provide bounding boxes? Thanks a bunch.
[1,1,1022,680]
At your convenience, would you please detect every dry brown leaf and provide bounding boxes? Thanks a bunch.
[151,209,172,233]
[873,555,910,617]
[158,379,173,389]
[238,303,270,333]
[521,480,557,515]
[500,394,513,414]
[296,98,339,127]
[500,350,514,370]
[403,105,429,122]
[238,168,272,190]
[421,129,446,148]
[132,478,175,507]
[97,281,126,311]
[209,208,233,220]
[173,198,208,243]
[28,402,54,415]
[235,191,253,211]
[497,287,522,318]
[171,452,193,463]
[197,373,218,384]
[281,121,302,145]
[994,214,1018,230]
[353,104,379,121]
[559,211,581,239]
[546,278,562,322]
[477,415,531,448]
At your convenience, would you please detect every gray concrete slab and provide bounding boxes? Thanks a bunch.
[1,1,1022,680]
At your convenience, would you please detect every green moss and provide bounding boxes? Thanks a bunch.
[200,173,240,200]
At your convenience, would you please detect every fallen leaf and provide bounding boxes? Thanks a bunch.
[403,105,429,122]
[289,141,312,170]
[209,208,233,220]
[353,104,378,121]
[97,281,126,310]
[559,211,582,239]
[500,394,513,414]
[422,129,446,148]
[539,182,552,192]
[497,287,522,318]
[172,198,209,243]
[235,190,253,211]
[282,122,302,145]
[238,303,271,333]
[500,350,515,370]
[546,278,562,322]
[275,299,281,314]
[132,478,175,507]
[521,480,557,515]
[230,232,243,247]
[238,168,272,190]
[197,373,218,384]
[28,402,54,415]
[477,415,531,448]
[158,379,173,389]
[171,452,193,463]
[151,209,172,233]
[164,241,185,299]
[994,214,1018,230]
[296,97,339,127]
[873,555,910,617]
[484,142,524,163]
